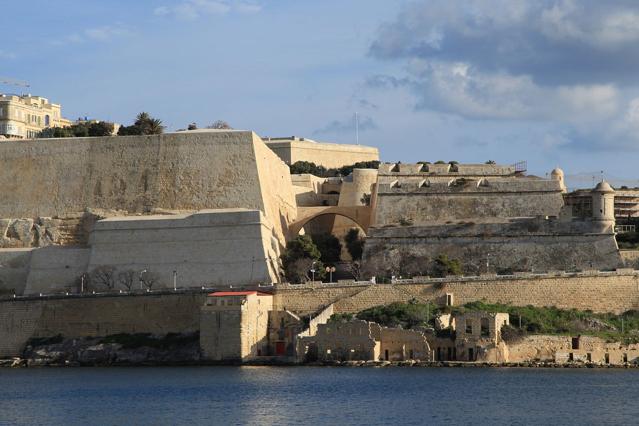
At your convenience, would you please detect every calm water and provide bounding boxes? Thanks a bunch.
[0,366,638,425]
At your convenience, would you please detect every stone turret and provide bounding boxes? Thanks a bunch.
[592,181,615,223]
[551,168,566,193]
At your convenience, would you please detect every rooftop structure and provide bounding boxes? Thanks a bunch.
[0,94,71,139]
[264,136,379,169]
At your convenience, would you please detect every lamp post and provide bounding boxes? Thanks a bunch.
[310,261,316,283]
[173,270,177,291]
[325,266,336,283]
[139,269,147,290]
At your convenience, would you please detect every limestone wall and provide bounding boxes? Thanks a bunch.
[374,191,565,225]
[274,272,639,315]
[0,249,33,295]
[265,138,379,168]
[24,247,90,295]
[0,292,206,357]
[86,209,281,291]
[0,130,296,245]
[363,224,622,276]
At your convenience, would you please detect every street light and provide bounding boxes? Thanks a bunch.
[325,266,336,283]
[139,269,147,290]
[173,270,177,291]
[310,261,316,282]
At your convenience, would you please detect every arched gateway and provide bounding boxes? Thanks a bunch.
[287,206,372,239]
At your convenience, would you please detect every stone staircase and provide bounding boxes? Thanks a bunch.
[334,284,423,313]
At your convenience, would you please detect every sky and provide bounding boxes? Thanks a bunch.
[2,0,639,188]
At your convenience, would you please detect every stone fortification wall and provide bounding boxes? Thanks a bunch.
[24,247,90,295]
[0,249,33,295]
[373,162,564,224]
[0,292,206,357]
[363,218,622,276]
[374,182,565,225]
[85,209,281,291]
[274,271,639,315]
[265,138,379,168]
[0,130,296,245]
[378,163,516,176]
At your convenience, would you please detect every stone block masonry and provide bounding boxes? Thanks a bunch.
[273,271,639,315]
[0,292,207,357]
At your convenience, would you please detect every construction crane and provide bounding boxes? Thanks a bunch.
[0,76,30,90]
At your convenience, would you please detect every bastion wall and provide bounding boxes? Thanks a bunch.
[265,138,379,169]
[0,130,297,246]
[0,292,206,357]
[363,219,622,276]
[273,271,639,315]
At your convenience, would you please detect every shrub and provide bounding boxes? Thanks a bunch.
[431,254,462,278]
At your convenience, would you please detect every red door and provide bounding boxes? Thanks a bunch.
[276,341,286,356]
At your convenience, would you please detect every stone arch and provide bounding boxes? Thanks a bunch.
[287,206,372,240]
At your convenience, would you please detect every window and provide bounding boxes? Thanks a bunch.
[465,320,473,334]
[571,337,579,350]
[481,318,490,337]
[446,293,454,306]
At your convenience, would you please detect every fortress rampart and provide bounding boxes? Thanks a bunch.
[0,291,207,357]
[273,271,639,315]
[2,271,639,357]
[0,130,297,246]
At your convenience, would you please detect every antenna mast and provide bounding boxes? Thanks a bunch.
[355,112,359,145]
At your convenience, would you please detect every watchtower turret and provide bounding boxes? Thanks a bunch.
[592,181,615,223]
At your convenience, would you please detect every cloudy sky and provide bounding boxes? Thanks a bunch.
[3,0,639,188]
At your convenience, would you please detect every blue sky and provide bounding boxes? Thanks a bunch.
[3,0,639,188]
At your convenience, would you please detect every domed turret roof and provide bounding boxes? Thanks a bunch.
[550,168,564,177]
[594,181,614,193]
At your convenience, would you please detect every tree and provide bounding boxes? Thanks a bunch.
[88,121,114,137]
[281,235,325,283]
[311,233,342,263]
[187,123,198,130]
[118,112,164,136]
[140,271,160,290]
[89,266,117,290]
[431,254,463,278]
[344,228,365,260]
[117,270,136,291]
[207,120,232,129]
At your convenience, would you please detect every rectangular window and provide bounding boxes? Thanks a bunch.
[481,318,490,337]
[465,320,473,334]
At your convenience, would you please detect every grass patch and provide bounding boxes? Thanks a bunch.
[339,300,639,344]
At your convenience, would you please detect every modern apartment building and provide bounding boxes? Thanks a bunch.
[0,94,71,139]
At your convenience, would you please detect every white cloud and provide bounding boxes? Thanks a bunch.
[50,24,131,46]
[154,0,261,20]
[85,25,132,42]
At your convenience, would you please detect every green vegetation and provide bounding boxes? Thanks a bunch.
[118,112,165,136]
[344,228,365,260]
[616,231,639,249]
[281,235,325,282]
[431,254,462,278]
[38,121,114,138]
[310,233,342,264]
[289,160,380,177]
[356,301,432,329]
[332,300,639,344]
[99,332,198,349]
